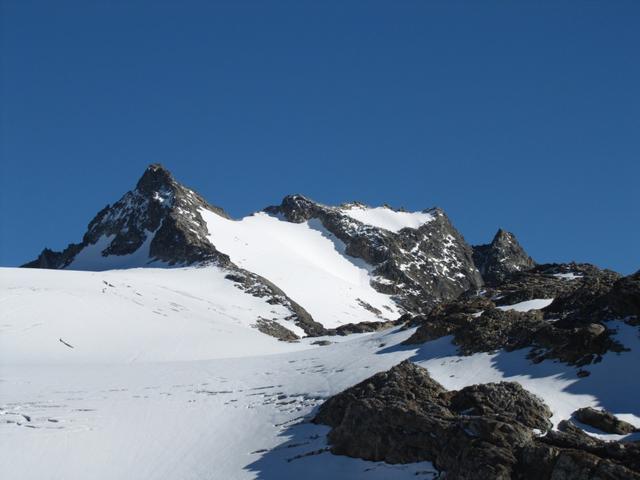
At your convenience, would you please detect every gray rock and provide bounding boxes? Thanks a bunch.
[314,361,640,479]
[473,229,535,286]
[266,195,484,313]
[573,407,638,435]
[314,361,553,478]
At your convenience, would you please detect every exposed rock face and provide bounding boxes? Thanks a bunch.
[489,262,619,307]
[473,229,535,286]
[404,262,638,370]
[326,319,403,336]
[601,271,640,323]
[254,318,299,342]
[573,407,638,435]
[24,164,230,268]
[314,361,552,479]
[521,420,640,479]
[266,195,483,312]
[315,361,640,480]
[23,165,322,338]
[405,297,624,367]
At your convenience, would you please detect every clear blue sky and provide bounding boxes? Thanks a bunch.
[1,0,638,273]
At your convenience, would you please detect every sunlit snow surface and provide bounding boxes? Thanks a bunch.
[201,210,401,328]
[0,267,307,363]
[65,232,169,271]
[497,298,555,312]
[339,205,434,233]
[1,267,639,480]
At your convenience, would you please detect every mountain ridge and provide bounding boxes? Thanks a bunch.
[22,164,537,336]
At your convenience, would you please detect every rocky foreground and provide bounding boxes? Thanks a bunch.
[314,361,640,479]
[310,262,640,479]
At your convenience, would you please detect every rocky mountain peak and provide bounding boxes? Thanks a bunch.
[135,163,176,196]
[473,228,535,286]
[24,165,228,269]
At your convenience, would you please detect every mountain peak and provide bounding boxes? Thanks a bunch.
[473,228,535,285]
[135,164,176,197]
[492,228,517,245]
[24,165,229,270]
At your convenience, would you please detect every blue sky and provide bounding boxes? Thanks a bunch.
[1,0,638,273]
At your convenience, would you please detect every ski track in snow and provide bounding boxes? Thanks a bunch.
[1,267,639,479]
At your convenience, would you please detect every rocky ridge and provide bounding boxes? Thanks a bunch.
[266,194,484,312]
[404,262,638,371]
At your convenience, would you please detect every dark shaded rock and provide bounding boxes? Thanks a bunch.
[327,319,401,336]
[573,407,638,435]
[545,267,622,325]
[314,361,553,478]
[454,308,546,355]
[473,229,535,286]
[254,318,299,342]
[451,382,553,432]
[315,361,640,480]
[403,296,495,344]
[311,340,332,346]
[603,271,640,322]
[405,261,629,368]
[528,419,640,478]
[266,195,483,313]
[489,262,617,308]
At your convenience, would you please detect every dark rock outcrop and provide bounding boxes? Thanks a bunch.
[573,407,638,435]
[254,318,299,342]
[266,195,483,312]
[314,361,551,478]
[315,361,640,480]
[405,262,632,367]
[601,270,640,323]
[473,229,535,286]
[326,319,403,336]
[405,302,623,366]
[490,262,618,308]
[24,164,229,268]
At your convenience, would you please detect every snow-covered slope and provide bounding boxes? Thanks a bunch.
[0,267,309,364]
[201,210,401,328]
[1,267,638,480]
[338,204,434,233]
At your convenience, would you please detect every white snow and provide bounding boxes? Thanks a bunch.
[201,210,401,328]
[339,205,434,233]
[497,298,554,312]
[2,267,638,480]
[65,232,169,271]
[0,267,306,364]
[553,272,583,280]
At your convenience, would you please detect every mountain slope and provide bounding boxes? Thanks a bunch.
[1,270,638,480]
[22,164,487,332]
[0,267,314,363]
[22,165,324,337]
[266,195,484,312]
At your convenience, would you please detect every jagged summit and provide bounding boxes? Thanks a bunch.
[24,164,229,270]
[135,163,174,194]
[472,228,536,286]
